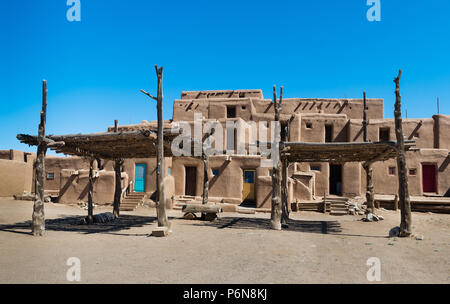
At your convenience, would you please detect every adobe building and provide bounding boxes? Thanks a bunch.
[4,89,450,211]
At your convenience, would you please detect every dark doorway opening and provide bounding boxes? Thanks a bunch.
[422,164,437,193]
[329,164,342,196]
[325,125,333,142]
[379,128,390,141]
[185,166,197,196]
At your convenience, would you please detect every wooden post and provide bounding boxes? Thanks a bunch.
[363,162,375,214]
[87,158,95,224]
[140,66,169,229]
[201,150,209,219]
[281,157,289,227]
[32,80,48,236]
[113,120,123,218]
[363,91,368,143]
[113,158,124,218]
[393,70,412,237]
[270,85,283,230]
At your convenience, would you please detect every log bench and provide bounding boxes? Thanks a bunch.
[182,204,222,221]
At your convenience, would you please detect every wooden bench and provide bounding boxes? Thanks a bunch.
[182,204,222,221]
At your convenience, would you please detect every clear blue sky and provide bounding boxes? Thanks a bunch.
[1,0,449,153]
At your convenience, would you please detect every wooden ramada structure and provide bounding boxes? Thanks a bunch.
[15,67,426,237]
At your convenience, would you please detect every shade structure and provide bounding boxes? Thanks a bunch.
[281,141,415,163]
[17,128,188,159]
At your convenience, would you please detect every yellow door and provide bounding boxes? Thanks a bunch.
[242,170,256,201]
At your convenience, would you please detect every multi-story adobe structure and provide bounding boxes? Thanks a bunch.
[2,89,449,210]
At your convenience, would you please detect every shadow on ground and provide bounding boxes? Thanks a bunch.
[0,214,157,236]
[191,217,343,234]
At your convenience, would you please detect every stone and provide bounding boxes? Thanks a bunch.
[378,215,384,220]
[389,226,401,237]
[415,235,424,241]
[152,226,169,237]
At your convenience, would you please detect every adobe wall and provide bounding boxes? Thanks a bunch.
[173,89,384,123]
[0,159,33,196]
[434,115,450,150]
[45,156,90,191]
[58,169,129,204]
[348,118,435,148]
[297,114,349,143]
[171,155,265,205]
[364,149,450,196]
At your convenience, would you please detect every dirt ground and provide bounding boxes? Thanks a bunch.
[0,198,449,284]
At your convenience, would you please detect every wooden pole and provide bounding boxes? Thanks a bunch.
[140,66,169,228]
[113,120,123,218]
[87,158,95,224]
[270,85,283,230]
[363,91,368,143]
[281,157,289,227]
[32,79,48,236]
[363,162,375,214]
[113,159,123,218]
[393,70,412,237]
[155,66,168,227]
[201,150,209,220]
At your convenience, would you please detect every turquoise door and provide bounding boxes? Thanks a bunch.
[134,164,146,192]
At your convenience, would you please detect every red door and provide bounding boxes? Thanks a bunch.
[422,164,437,193]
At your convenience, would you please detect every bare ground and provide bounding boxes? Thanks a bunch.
[0,198,449,284]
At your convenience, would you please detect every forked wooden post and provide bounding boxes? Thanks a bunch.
[141,65,169,229]
[270,85,283,230]
[32,80,48,236]
[393,70,412,237]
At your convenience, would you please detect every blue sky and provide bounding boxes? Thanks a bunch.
[1,0,449,153]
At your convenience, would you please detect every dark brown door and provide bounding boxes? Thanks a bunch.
[422,164,437,193]
[185,166,197,196]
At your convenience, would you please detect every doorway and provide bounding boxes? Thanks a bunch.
[185,166,197,196]
[422,164,437,193]
[329,164,342,196]
[134,164,146,192]
[242,169,256,206]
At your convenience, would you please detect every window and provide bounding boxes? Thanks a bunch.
[212,169,220,176]
[379,128,390,141]
[47,172,55,180]
[269,170,273,177]
[388,167,396,175]
[325,125,333,142]
[306,122,312,129]
[168,168,171,176]
[310,165,321,171]
[227,106,236,118]
[244,170,255,183]
[409,168,417,176]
